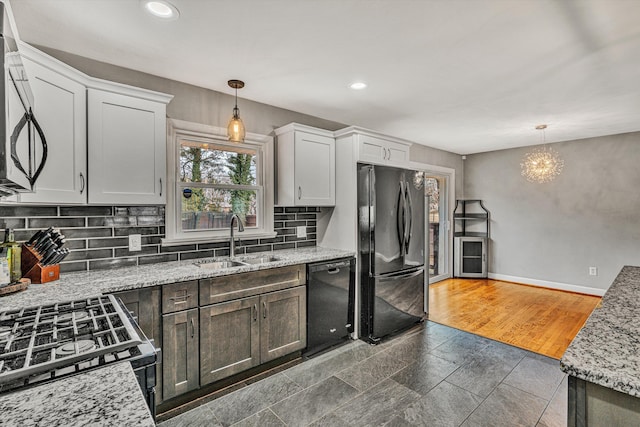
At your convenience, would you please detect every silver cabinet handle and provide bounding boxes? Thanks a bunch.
[159,178,163,196]
[387,148,391,161]
[383,147,388,160]
[262,301,267,319]
[298,186,302,200]
[190,318,195,338]
[253,304,258,321]
[169,293,191,303]
[79,172,85,194]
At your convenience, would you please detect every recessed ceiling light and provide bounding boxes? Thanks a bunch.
[141,0,180,20]
[350,82,367,90]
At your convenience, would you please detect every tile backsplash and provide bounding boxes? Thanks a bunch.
[0,205,318,273]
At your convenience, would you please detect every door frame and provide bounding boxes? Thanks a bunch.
[408,161,455,284]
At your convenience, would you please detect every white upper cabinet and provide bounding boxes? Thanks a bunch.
[87,89,167,205]
[275,123,335,206]
[11,43,172,205]
[334,126,411,168]
[19,54,87,204]
[358,134,410,166]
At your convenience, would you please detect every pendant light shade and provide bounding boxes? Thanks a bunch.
[227,79,246,142]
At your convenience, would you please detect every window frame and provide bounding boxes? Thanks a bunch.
[163,119,275,246]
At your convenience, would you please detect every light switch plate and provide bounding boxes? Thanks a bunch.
[129,234,142,252]
[296,226,307,238]
[589,266,597,276]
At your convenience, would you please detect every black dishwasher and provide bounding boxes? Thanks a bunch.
[305,257,355,357]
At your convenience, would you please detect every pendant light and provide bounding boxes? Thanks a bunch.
[227,79,246,142]
[520,124,564,183]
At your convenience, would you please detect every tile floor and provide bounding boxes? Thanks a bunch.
[157,321,567,427]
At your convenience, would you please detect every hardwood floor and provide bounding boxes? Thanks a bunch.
[428,278,601,359]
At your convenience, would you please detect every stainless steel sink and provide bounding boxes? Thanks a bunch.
[239,255,280,265]
[194,259,246,269]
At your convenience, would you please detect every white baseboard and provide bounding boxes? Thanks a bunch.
[488,273,606,297]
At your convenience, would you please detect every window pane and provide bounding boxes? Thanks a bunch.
[180,141,257,185]
[181,187,258,230]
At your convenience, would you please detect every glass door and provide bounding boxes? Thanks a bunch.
[425,176,448,282]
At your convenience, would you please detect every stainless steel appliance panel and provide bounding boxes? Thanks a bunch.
[305,258,355,357]
[403,171,425,269]
[371,268,425,340]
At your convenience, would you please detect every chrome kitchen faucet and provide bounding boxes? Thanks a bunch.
[229,214,245,257]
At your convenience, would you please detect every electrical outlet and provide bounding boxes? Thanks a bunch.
[296,226,307,238]
[129,234,142,252]
[589,267,598,276]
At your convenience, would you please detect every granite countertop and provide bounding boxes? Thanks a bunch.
[0,362,154,427]
[0,246,354,311]
[561,265,640,396]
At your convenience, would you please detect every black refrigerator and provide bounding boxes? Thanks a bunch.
[358,164,427,343]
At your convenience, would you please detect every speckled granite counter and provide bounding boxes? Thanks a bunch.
[561,265,640,396]
[0,247,354,311]
[0,362,154,427]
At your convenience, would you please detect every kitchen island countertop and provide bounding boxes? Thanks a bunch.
[0,246,354,311]
[561,265,640,396]
[0,361,154,427]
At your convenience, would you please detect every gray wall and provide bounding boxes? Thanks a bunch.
[411,144,464,196]
[37,46,347,134]
[464,131,640,292]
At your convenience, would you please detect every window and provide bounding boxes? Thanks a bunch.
[164,120,274,245]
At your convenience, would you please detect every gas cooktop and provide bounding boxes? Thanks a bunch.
[0,294,143,388]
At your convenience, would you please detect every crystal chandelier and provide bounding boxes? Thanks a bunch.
[520,125,564,183]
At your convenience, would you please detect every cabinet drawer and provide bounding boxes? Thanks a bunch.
[162,280,198,314]
[199,265,306,305]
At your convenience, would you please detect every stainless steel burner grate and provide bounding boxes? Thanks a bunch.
[0,294,143,384]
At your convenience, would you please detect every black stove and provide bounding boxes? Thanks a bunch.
[0,294,157,416]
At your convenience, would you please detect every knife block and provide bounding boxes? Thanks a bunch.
[21,244,60,284]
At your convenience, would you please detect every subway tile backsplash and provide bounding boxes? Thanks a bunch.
[0,205,318,273]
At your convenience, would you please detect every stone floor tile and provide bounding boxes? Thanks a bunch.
[429,331,492,364]
[391,353,460,395]
[503,356,565,400]
[270,376,359,427]
[334,346,412,391]
[537,375,568,427]
[392,380,484,427]
[205,373,303,426]
[230,409,285,427]
[446,355,515,398]
[461,383,547,427]
[157,404,221,427]
[331,379,421,426]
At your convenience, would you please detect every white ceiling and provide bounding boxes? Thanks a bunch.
[9,0,640,154]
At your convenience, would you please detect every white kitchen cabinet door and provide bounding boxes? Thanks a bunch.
[19,56,87,204]
[358,134,409,167]
[275,123,335,206]
[87,89,166,204]
[294,131,335,205]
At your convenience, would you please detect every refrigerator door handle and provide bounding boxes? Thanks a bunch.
[376,268,423,283]
[397,180,406,257]
[404,182,413,253]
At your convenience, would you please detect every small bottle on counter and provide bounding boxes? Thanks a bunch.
[2,228,21,283]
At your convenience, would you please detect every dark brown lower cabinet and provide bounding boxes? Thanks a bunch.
[199,286,306,387]
[199,296,260,384]
[162,308,199,400]
[112,287,163,404]
[260,286,307,363]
